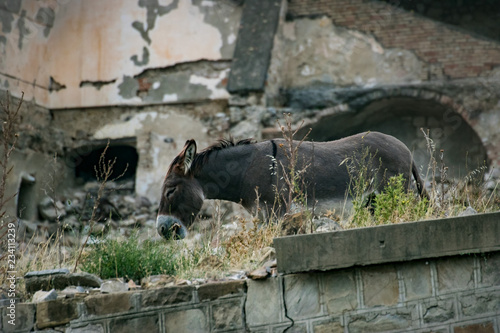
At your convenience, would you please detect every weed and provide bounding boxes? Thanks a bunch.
[81,230,176,282]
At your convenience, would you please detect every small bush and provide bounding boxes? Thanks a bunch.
[81,231,176,282]
[373,174,428,224]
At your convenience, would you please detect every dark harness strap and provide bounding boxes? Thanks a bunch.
[270,139,277,175]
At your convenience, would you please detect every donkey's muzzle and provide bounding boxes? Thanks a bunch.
[156,215,187,240]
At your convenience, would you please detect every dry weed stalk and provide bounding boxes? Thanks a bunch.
[73,142,128,272]
[276,114,312,216]
[0,92,22,266]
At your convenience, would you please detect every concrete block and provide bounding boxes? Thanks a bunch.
[246,278,282,327]
[36,298,79,329]
[141,285,194,308]
[164,308,208,332]
[284,273,321,320]
[274,212,500,274]
[459,292,500,317]
[361,264,399,307]
[84,292,134,316]
[436,256,474,294]
[320,269,358,314]
[211,299,244,331]
[109,315,160,333]
[312,318,344,333]
[480,251,500,287]
[399,260,432,301]
[1,302,35,332]
[422,298,456,324]
[197,280,246,301]
[453,321,495,333]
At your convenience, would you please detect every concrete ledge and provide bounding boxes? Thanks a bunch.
[274,212,500,274]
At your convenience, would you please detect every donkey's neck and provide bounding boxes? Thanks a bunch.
[193,145,255,203]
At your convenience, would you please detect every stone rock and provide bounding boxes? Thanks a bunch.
[25,271,102,293]
[59,286,87,298]
[32,289,58,303]
[25,268,70,278]
[141,275,176,289]
[128,279,141,290]
[248,267,269,280]
[459,206,478,216]
[38,197,66,221]
[101,279,129,293]
[314,217,342,233]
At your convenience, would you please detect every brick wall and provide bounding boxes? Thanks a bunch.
[287,0,500,79]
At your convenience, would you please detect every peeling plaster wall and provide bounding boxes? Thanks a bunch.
[51,101,228,201]
[1,0,242,108]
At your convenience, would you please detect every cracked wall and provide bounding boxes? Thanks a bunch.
[0,0,242,108]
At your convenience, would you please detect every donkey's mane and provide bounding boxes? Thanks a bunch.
[192,137,254,170]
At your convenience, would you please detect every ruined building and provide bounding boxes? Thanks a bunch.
[1,0,500,222]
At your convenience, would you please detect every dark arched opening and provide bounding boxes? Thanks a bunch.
[73,142,138,184]
[17,174,37,221]
[306,97,487,178]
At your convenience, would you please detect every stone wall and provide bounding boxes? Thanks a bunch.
[2,213,500,332]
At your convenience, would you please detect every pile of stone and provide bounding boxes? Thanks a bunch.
[18,180,159,245]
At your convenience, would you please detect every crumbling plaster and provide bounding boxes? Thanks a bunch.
[1,0,242,108]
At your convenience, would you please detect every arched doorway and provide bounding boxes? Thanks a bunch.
[306,97,487,178]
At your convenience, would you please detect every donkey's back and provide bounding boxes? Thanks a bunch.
[255,131,425,212]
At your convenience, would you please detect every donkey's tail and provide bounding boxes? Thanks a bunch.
[412,162,429,200]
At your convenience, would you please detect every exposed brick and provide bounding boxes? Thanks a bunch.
[454,321,495,333]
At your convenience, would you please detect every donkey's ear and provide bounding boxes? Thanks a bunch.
[180,139,197,174]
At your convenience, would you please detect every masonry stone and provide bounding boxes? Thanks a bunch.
[321,269,358,314]
[197,280,245,301]
[246,278,282,326]
[347,309,413,333]
[84,292,134,316]
[436,256,475,294]
[141,285,194,308]
[109,315,160,333]
[453,321,495,333]
[164,308,208,332]
[211,299,244,331]
[271,322,307,333]
[480,252,500,287]
[362,264,399,307]
[422,299,456,324]
[399,260,433,301]
[284,273,321,320]
[312,318,344,333]
[67,323,105,333]
[36,298,79,329]
[1,303,35,332]
[459,292,500,317]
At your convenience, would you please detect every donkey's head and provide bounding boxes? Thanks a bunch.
[156,139,204,240]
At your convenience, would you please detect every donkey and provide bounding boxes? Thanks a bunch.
[156,132,427,239]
